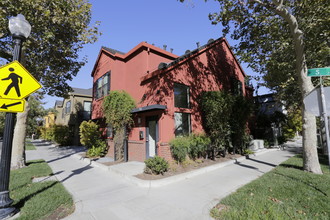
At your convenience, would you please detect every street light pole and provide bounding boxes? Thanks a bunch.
[0,14,31,219]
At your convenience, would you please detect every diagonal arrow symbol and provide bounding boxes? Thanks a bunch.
[1,101,22,109]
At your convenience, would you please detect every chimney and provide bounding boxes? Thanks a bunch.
[170,48,173,53]
[196,42,200,48]
[163,45,167,50]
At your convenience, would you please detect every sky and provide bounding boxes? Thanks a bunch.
[42,0,268,109]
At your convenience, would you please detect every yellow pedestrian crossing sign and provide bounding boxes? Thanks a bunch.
[0,61,42,100]
[0,98,25,113]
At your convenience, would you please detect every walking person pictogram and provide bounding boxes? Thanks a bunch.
[1,67,23,97]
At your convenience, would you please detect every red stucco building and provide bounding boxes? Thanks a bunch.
[91,37,252,162]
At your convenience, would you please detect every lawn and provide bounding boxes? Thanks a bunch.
[210,154,330,220]
[25,140,36,150]
[9,160,74,220]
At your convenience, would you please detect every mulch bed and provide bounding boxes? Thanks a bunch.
[135,154,242,180]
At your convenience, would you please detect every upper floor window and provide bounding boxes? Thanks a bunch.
[94,72,110,99]
[174,83,190,108]
[65,101,71,114]
[231,77,243,96]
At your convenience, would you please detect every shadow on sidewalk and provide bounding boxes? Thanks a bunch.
[60,164,93,183]
[247,158,277,167]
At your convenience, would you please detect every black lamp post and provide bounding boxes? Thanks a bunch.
[0,14,31,219]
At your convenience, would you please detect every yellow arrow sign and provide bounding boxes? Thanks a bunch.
[0,98,25,113]
[0,61,42,99]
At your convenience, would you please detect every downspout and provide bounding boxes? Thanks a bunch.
[147,47,150,73]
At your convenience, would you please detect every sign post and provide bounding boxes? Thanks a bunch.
[306,67,330,169]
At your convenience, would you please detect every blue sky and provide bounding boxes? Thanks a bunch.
[43,0,267,109]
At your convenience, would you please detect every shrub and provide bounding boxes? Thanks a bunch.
[170,136,190,163]
[144,156,169,175]
[188,133,211,159]
[53,125,72,146]
[86,139,108,158]
[79,120,102,148]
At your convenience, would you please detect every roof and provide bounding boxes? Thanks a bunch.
[140,37,247,82]
[102,46,125,55]
[91,42,178,77]
[70,88,93,96]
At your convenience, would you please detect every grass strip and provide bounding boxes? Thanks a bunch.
[25,140,36,150]
[210,154,330,220]
[9,160,74,220]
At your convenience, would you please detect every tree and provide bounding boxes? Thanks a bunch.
[102,91,135,161]
[179,0,325,174]
[200,91,233,158]
[26,94,47,136]
[0,0,100,169]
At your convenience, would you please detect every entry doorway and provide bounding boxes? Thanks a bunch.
[146,116,159,158]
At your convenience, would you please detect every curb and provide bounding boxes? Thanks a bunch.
[71,148,277,188]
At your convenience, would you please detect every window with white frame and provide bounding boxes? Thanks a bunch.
[174,112,191,136]
[94,72,110,99]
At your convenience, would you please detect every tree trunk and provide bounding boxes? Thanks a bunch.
[114,127,125,162]
[11,101,30,170]
[272,1,322,174]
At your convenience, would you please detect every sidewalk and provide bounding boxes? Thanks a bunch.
[26,140,300,220]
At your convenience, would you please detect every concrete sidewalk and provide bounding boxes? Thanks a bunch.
[26,140,300,220]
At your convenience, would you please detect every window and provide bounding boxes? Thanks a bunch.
[231,77,243,96]
[82,101,91,120]
[94,72,110,99]
[65,101,71,114]
[174,112,191,136]
[174,83,190,108]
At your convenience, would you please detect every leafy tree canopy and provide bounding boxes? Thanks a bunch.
[180,0,329,109]
[0,0,100,97]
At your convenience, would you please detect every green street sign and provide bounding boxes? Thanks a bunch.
[308,67,330,77]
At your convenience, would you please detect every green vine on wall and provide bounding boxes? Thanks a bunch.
[102,90,135,161]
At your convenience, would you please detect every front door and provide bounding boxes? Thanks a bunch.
[146,116,158,158]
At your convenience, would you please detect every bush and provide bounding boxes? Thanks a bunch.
[79,120,102,148]
[189,133,211,159]
[53,125,72,146]
[144,156,169,175]
[170,136,190,163]
[86,139,108,158]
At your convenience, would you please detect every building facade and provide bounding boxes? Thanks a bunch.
[91,37,252,162]
[53,88,92,145]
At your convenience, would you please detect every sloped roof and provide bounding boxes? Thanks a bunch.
[102,46,125,55]
[71,87,93,96]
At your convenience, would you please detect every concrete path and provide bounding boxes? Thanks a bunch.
[26,140,300,220]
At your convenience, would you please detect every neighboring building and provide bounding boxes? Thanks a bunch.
[54,88,93,145]
[252,93,287,145]
[254,93,286,116]
[91,37,253,162]
[43,112,56,128]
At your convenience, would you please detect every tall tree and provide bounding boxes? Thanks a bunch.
[179,0,328,173]
[0,0,100,169]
